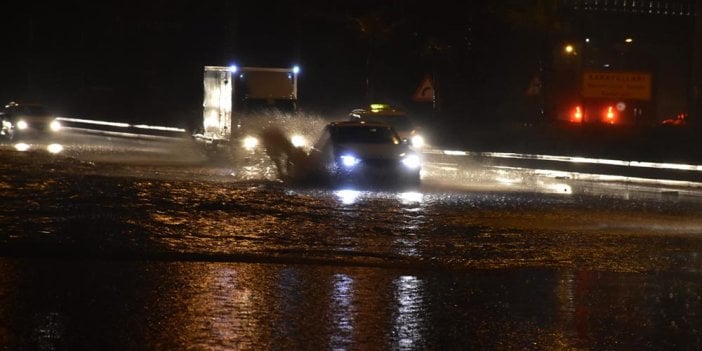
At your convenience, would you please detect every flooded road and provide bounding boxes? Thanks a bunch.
[1,138,702,349]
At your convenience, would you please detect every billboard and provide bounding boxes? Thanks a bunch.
[581,71,652,100]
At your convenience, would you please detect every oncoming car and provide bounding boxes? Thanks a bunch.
[348,104,426,148]
[0,102,62,141]
[309,120,422,187]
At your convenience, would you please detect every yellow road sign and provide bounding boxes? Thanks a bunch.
[581,71,652,100]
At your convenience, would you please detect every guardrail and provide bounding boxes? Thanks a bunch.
[422,147,702,186]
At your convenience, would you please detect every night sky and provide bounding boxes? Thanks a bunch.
[1,1,695,130]
[0,1,515,125]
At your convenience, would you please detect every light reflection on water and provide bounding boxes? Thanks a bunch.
[393,275,425,350]
[329,274,355,351]
[1,260,702,349]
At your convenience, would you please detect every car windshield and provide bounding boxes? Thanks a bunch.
[358,114,414,131]
[331,125,400,144]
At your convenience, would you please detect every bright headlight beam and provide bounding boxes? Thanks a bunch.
[402,154,421,169]
[50,120,62,132]
[243,136,259,150]
[291,135,307,148]
[411,135,425,149]
[16,120,28,130]
[340,155,360,168]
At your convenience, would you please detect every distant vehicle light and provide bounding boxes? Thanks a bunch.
[16,120,28,130]
[242,136,259,150]
[340,154,360,168]
[14,143,30,152]
[605,106,616,123]
[401,154,421,169]
[229,65,238,73]
[47,143,63,154]
[571,106,582,123]
[50,120,62,132]
[292,65,300,74]
[410,135,425,148]
[290,134,307,148]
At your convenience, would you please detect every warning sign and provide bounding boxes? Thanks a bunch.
[412,76,434,102]
[581,71,652,100]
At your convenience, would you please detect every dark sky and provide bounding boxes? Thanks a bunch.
[1,1,695,128]
[0,1,503,126]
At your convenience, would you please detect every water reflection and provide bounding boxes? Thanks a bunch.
[335,189,361,205]
[329,274,355,350]
[1,259,702,349]
[393,275,425,350]
[399,191,424,204]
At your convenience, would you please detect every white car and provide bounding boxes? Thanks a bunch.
[308,120,421,187]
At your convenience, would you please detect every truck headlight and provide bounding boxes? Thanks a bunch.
[242,136,259,150]
[401,154,421,169]
[340,154,360,168]
[16,120,28,130]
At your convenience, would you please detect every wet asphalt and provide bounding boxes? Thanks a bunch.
[1,138,702,350]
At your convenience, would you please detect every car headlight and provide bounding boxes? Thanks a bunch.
[410,135,425,148]
[242,136,259,150]
[291,134,307,148]
[50,120,62,132]
[16,120,28,130]
[340,154,360,168]
[401,154,421,169]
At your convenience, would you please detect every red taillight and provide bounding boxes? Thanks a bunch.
[571,106,582,123]
[604,106,616,124]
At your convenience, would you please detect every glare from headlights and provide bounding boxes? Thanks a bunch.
[335,189,360,205]
[291,134,307,148]
[402,154,421,169]
[14,143,30,152]
[242,136,259,150]
[16,120,28,130]
[340,155,360,168]
[50,120,62,132]
[47,143,63,154]
[411,135,425,148]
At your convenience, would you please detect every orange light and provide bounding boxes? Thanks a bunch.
[571,106,582,123]
[605,106,615,124]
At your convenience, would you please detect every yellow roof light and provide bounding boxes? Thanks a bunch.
[370,103,390,112]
